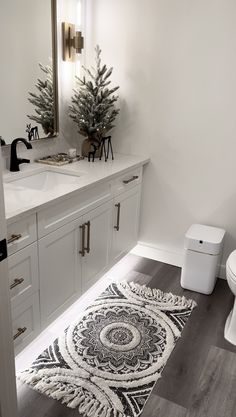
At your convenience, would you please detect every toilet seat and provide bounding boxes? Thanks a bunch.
[227,263,236,282]
[226,250,236,282]
[226,251,236,297]
[225,250,236,346]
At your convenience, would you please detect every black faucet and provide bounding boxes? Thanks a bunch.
[10,138,32,172]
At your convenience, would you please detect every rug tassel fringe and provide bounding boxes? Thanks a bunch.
[120,281,197,309]
[17,370,126,417]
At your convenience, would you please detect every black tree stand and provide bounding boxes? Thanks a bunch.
[99,136,114,162]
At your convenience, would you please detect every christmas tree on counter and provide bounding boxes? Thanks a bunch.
[69,45,120,152]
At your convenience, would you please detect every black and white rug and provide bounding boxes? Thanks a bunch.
[18,282,196,417]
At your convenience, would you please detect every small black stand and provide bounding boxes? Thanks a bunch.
[99,136,114,162]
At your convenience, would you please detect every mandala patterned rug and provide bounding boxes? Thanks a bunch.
[18,282,196,417]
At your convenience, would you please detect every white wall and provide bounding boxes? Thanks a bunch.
[87,0,236,270]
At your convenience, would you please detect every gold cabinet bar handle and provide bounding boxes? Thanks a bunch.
[123,175,139,185]
[79,224,86,257]
[13,327,27,340]
[114,203,121,231]
[7,234,22,244]
[84,221,90,254]
[10,277,24,290]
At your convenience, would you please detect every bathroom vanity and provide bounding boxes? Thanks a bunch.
[3,154,148,354]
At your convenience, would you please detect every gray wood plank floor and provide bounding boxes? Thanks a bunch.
[186,346,236,417]
[17,254,236,417]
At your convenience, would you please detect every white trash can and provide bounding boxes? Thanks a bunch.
[181,224,225,294]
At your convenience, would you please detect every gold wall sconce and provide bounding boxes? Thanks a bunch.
[62,22,84,61]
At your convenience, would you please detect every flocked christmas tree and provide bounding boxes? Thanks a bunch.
[28,63,55,136]
[69,45,119,145]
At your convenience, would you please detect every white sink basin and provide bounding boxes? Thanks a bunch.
[5,170,81,192]
[3,170,83,216]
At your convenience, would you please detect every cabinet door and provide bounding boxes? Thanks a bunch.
[7,214,37,256]
[8,242,38,309]
[39,219,82,328]
[12,292,40,356]
[81,201,112,292]
[112,185,141,263]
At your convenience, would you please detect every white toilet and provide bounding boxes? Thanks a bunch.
[225,250,236,345]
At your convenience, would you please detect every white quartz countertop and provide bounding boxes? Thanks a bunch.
[3,153,149,223]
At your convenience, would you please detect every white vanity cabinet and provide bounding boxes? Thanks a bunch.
[39,200,113,328]
[8,242,39,309]
[81,201,112,292]
[111,167,142,263]
[112,186,141,263]
[6,214,40,355]
[39,218,82,328]
[5,162,145,353]
[11,293,40,356]
[7,214,37,256]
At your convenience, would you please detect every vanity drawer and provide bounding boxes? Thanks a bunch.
[37,182,111,238]
[8,242,39,309]
[112,167,142,196]
[7,214,37,256]
[12,292,40,355]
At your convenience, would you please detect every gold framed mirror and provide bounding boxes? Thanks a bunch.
[0,0,59,146]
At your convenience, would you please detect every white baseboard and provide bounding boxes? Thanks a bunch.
[218,264,226,280]
[131,242,184,267]
[131,241,226,280]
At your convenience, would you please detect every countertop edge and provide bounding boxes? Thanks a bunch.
[5,154,149,225]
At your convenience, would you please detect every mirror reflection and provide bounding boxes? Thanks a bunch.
[0,0,58,146]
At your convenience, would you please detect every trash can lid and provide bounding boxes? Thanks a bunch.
[185,224,225,255]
